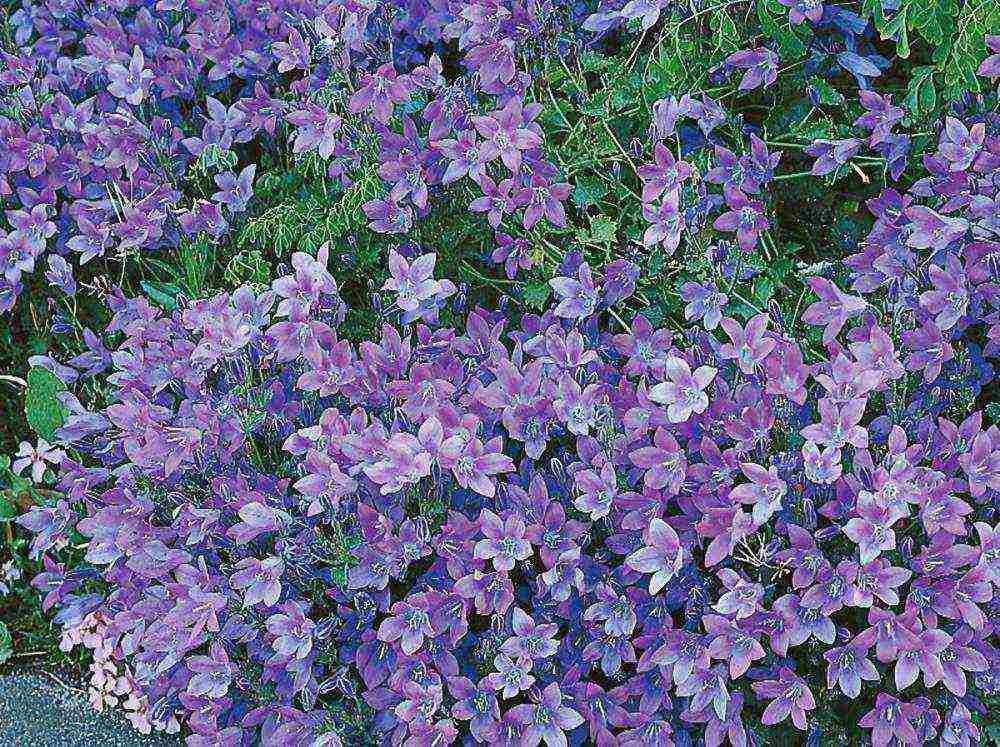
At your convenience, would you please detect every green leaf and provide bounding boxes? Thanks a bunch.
[757,0,808,58]
[588,216,617,246]
[141,280,182,311]
[572,178,608,209]
[0,493,15,521]
[710,9,740,54]
[877,10,910,58]
[225,249,271,287]
[807,77,844,106]
[0,622,11,664]
[754,277,776,305]
[523,282,551,311]
[24,367,69,441]
[905,66,937,117]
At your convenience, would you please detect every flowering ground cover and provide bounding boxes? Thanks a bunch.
[1,0,1000,745]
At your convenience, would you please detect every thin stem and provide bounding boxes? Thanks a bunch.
[0,374,27,388]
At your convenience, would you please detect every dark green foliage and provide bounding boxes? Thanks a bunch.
[24,368,67,441]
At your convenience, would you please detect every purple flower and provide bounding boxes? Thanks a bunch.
[718,313,777,374]
[620,0,671,30]
[905,205,967,250]
[465,38,517,87]
[938,116,985,171]
[648,356,717,423]
[574,462,620,520]
[801,397,868,450]
[801,277,867,343]
[642,191,685,253]
[273,28,310,73]
[363,198,413,234]
[508,683,584,747]
[584,584,637,637]
[470,175,519,229]
[550,262,599,320]
[502,607,559,661]
[919,253,968,330]
[713,186,768,251]
[823,633,878,697]
[448,676,500,741]
[12,439,65,483]
[45,255,76,296]
[613,313,674,378]
[752,667,815,729]
[806,138,861,176]
[894,625,949,690]
[902,321,954,382]
[624,517,684,594]
[803,560,859,615]
[382,251,441,314]
[979,35,1000,77]
[230,556,284,607]
[974,521,1000,582]
[491,233,534,279]
[484,653,535,699]
[439,436,514,498]
[933,626,987,696]
[518,176,571,230]
[680,281,728,331]
[853,558,911,607]
[774,593,836,648]
[474,509,533,572]
[704,615,766,678]
[730,462,787,524]
[713,569,763,619]
[377,595,437,656]
[212,164,256,214]
[265,601,315,660]
[348,63,412,123]
[436,129,488,185]
[472,98,542,174]
[858,693,922,747]
[724,48,779,90]
[629,427,686,494]
[778,0,823,23]
[286,104,342,158]
[844,497,906,562]
[106,46,153,105]
[187,642,233,699]
[637,142,693,203]
[16,499,74,559]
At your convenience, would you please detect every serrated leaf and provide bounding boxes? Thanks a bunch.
[24,367,69,441]
[572,178,608,208]
[578,51,613,73]
[589,216,617,245]
[523,282,551,310]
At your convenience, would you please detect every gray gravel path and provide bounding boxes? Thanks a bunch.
[0,671,183,746]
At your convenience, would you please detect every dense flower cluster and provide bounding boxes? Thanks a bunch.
[0,0,595,312]
[18,104,1000,745]
[6,0,1000,745]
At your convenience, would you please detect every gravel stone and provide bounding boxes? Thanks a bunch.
[0,671,182,747]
